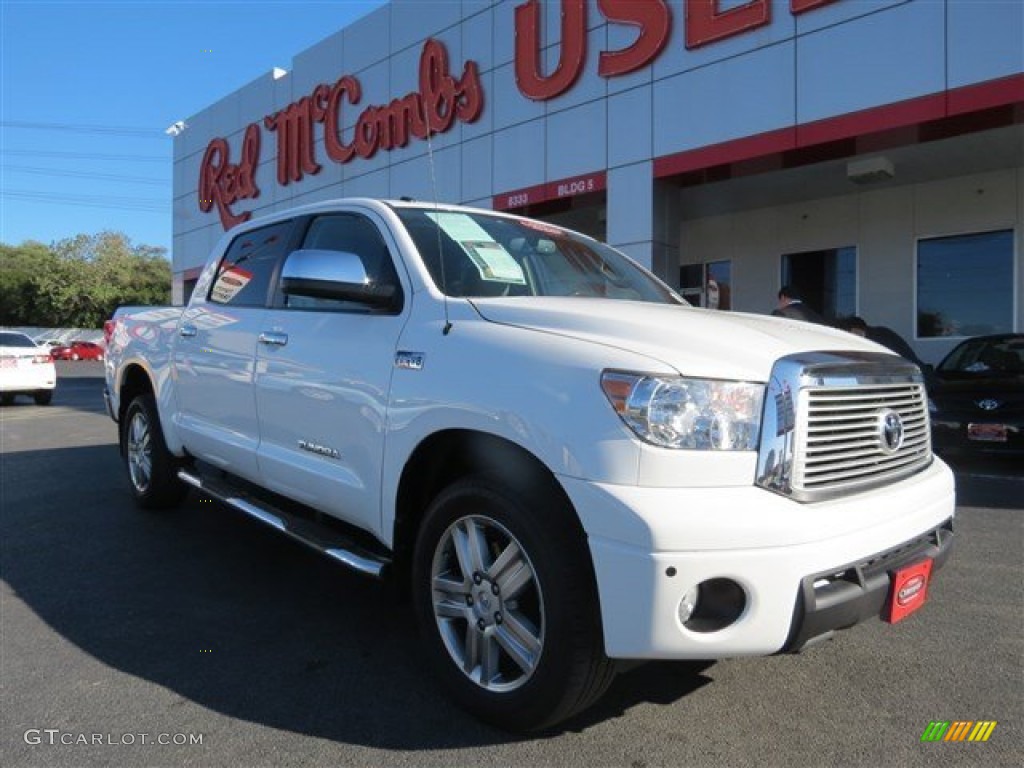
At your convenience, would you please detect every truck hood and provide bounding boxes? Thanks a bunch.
[469,297,887,381]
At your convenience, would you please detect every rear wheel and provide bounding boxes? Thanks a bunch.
[412,476,615,731]
[1,393,14,406]
[33,390,52,406]
[121,393,187,509]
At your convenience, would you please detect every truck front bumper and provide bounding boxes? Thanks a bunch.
[559,459,955,659]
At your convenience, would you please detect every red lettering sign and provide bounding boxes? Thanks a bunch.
[494,172,606,211]
[198,123,261,230]
[685,1,771,49]
[598,0,671,78]
[515,0,838,99]
[198,39,483,229]
[791,0,839,13]
[514,0,586,101]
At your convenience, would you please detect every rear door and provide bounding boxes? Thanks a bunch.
[172,219,298,481]
[254,210,409,533]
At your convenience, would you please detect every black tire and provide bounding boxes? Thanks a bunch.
[33,390,53,406]
[121,393,188,509]
[412,476,615,731]
[1,393,14,406]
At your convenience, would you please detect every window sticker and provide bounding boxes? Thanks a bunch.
[210,265,252,304]
[425,212,526,284]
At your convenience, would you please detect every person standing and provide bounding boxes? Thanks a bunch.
[837,316,925,367]
[772,285,827,324]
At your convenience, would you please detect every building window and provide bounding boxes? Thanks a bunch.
[679,260,731,310]
[781,247,856,321]
[916,230,1014,338]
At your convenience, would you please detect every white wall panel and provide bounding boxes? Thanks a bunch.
[492,0,518,69]
[461,134,494,202]
[462,5,496,74]
[654,41,794,156]
[913,169,1018,238]
[796,0,945,123]
[492,62,546,130]
[948,0,1024,89]
[391,0,463,54]
[290,29,344,97]
[202,92,241,142]
[607,162,653,247]
[608,85,652,169]
[236,73,276,128]
[492,120,546,192]
[653,0,796,82]
[389,146,462,203]
[342,5,392,72]
[795,0,910,36]
[547,100,606,179]
[341,168,391,199]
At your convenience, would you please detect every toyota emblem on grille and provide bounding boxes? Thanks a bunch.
[877,410,905,455]
[976,399,1001,411]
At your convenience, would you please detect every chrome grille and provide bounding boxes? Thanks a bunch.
[756,351,933,502]
[794,383,931,494]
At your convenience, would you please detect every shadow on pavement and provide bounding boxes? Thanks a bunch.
[944,456,1024,510]
[2,443,712,750]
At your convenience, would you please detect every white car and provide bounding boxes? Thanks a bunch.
[0,331,57,405]
[105,199,955,730]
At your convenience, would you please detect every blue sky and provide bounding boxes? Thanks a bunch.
[0,0,387,252]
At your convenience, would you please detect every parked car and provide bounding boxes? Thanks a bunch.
[51,340,104,361]
[929,333,1024,459]
[0,331,56,405]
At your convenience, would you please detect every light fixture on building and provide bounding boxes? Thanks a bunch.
[847,156,895,184]
[165,120,187,137]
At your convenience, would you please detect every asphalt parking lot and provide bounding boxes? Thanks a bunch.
[2,362,1022,767]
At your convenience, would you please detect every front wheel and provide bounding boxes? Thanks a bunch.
[412,476,614,731]
[121,393,187,509]
[33,390,52,406]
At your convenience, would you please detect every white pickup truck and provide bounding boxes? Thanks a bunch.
[105,198,954,730]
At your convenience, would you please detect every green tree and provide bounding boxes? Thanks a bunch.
[0,232,171,327]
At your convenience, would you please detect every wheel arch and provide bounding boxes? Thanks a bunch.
[391,429,591,595]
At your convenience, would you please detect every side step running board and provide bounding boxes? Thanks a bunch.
[177,469,391,579]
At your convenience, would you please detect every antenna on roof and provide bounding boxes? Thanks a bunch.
[425,131,451,335]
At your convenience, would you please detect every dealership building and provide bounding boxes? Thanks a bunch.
[172,0,1023,363]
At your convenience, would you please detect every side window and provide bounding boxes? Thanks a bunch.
[286,214,402,311]
[209,221,294,307]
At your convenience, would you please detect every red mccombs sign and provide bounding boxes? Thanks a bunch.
[514,0,839,100]
[199,1,842,228]
[199,39,483,230]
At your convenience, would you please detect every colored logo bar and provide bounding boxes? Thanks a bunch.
[921,721,997,742]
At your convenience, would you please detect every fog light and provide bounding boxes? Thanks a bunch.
[677,585,700,623]
[682,578,747,633]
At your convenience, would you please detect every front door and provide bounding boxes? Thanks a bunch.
[254,211,409,534]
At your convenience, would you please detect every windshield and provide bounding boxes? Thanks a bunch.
[0,332,38,348]
[394,207,683,304]
[939,336,1024,376]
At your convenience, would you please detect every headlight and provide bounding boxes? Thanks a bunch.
[601,371,764,450]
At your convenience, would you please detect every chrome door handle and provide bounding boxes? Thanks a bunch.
[179,324,197,338]
[258,331,289,347]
